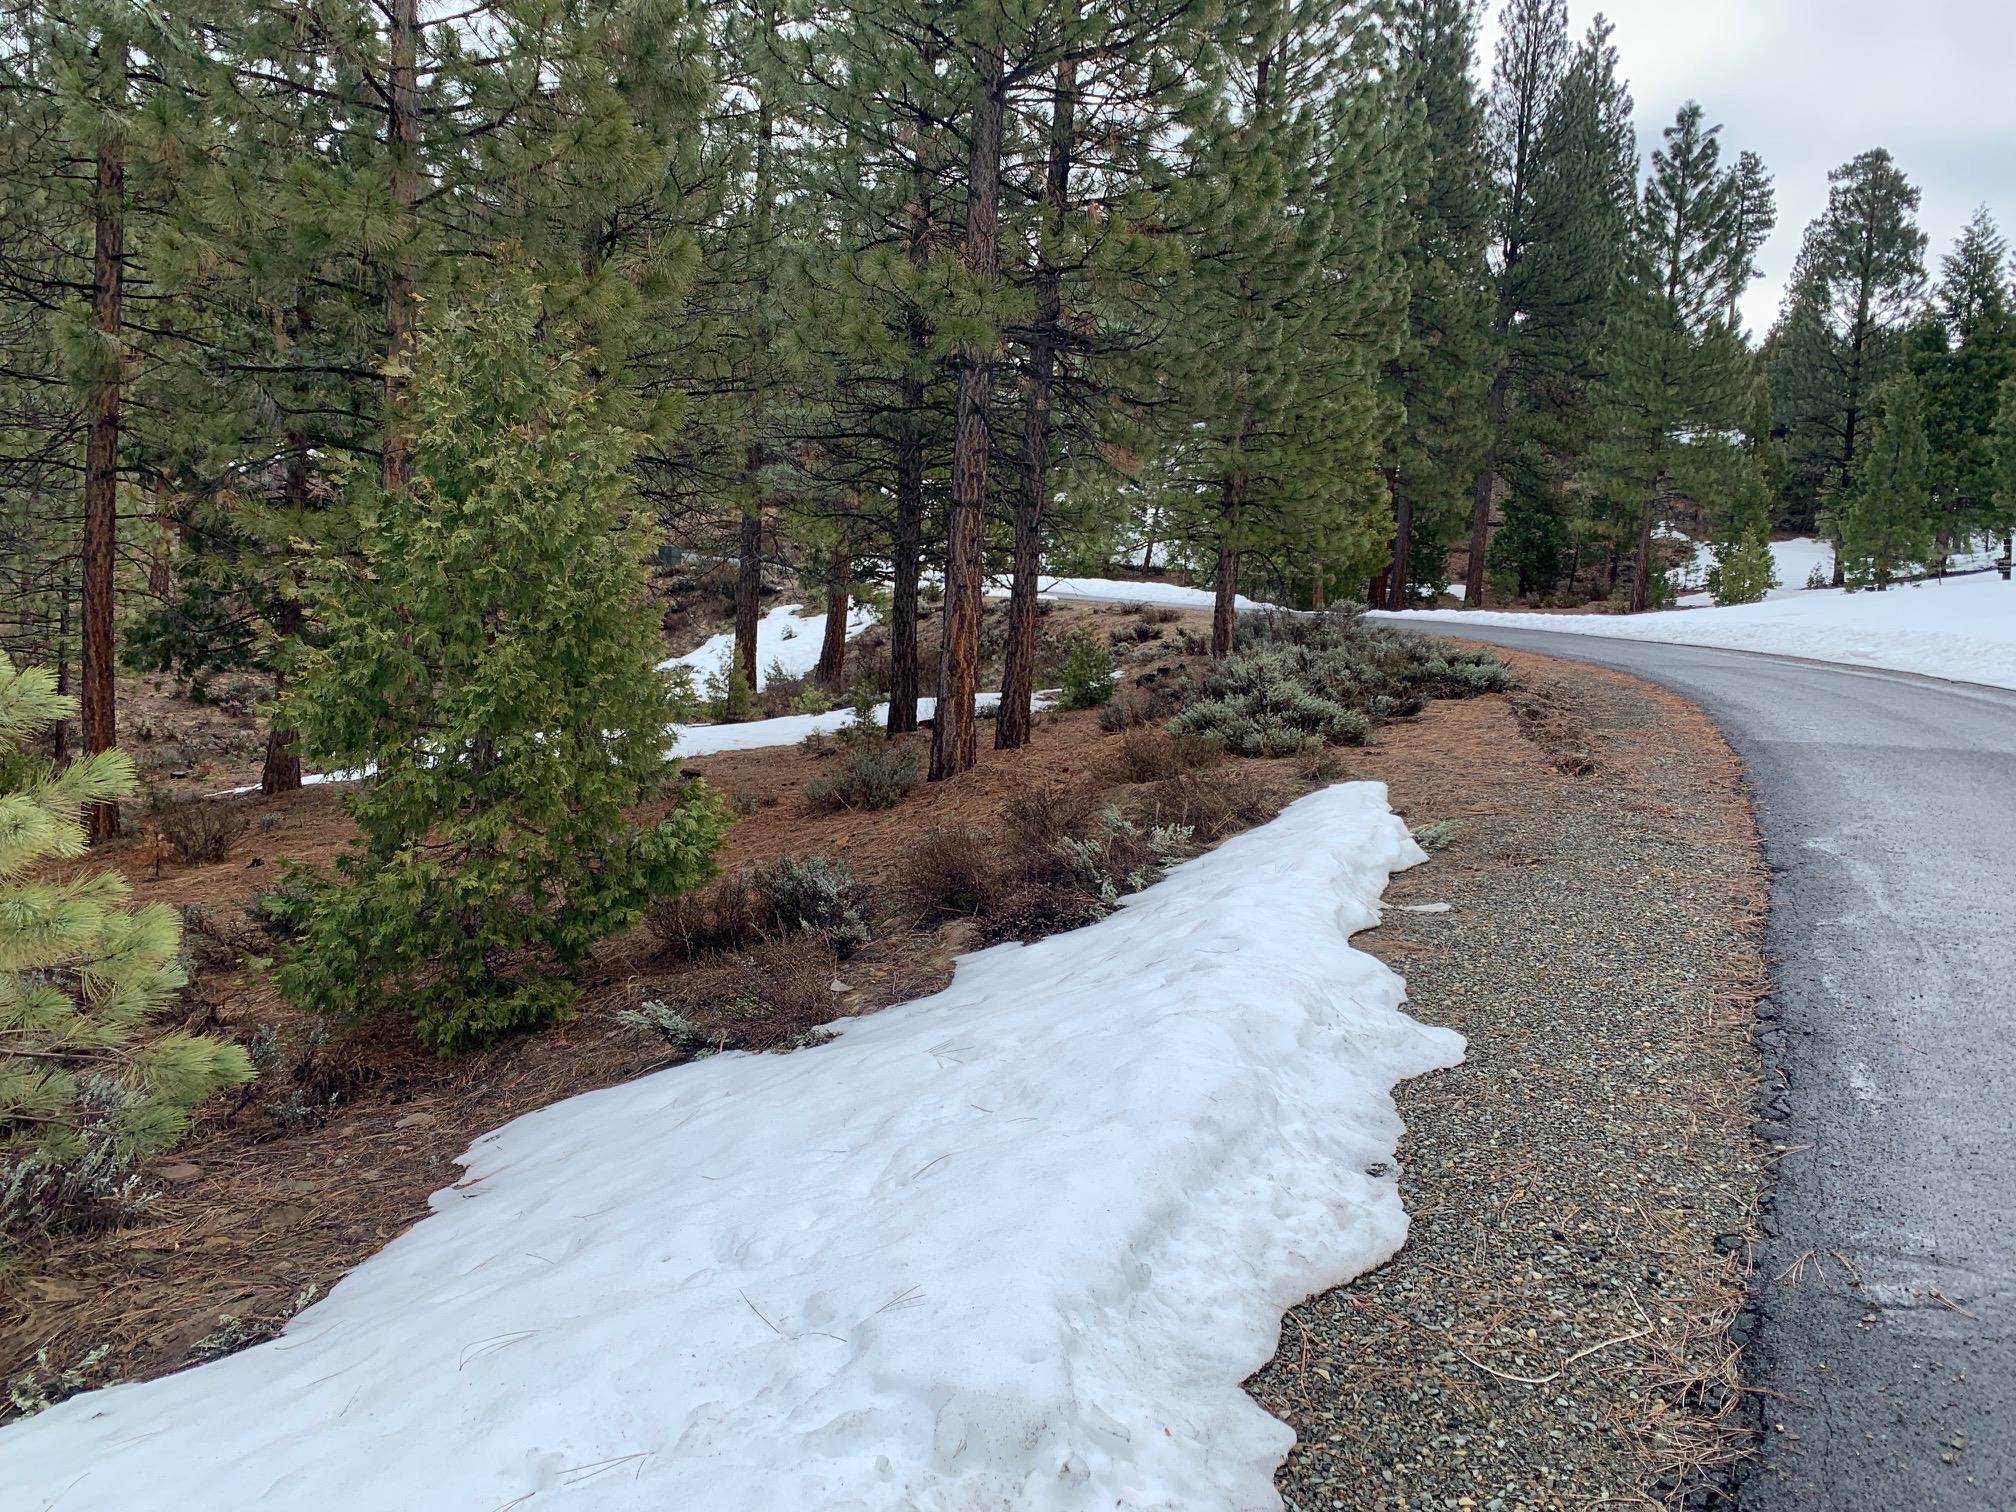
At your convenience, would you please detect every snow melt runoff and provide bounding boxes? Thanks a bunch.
[0,782,1460,1512]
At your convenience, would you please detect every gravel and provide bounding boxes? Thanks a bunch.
[1246,654,1768,1510]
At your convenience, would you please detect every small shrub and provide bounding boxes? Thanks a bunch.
[648,875,768,960]
[152,797,248,864]
[1056,634,1117,710]
[753,854,871,954]
[2,1097,159,1249]
[617,998,708,1046]
[1294,748,1345,786]
[1107,727,1221,784]
[789,685,834,716]
[900,825,1007,920]
[1411,819,1459,852]
[1139,767,1278,842]
[6,1345,113,1419]
[804,742,918,812]
[704,656,757,722]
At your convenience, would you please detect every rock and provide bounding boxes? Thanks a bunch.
[156,1162,202,1182]
[394,1112,436,1130]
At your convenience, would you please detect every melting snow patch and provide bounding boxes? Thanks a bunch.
[0,783,1458,1512]
[659,601,878,690]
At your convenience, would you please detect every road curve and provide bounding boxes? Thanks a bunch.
[1369,618,2016,1510]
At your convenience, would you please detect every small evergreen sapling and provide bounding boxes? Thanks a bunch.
[273,282,728,1051]
[1,655,252,1240]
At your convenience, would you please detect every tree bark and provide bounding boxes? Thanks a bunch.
[1388,475,1414,611]
[1627,497,1657,614]
[261,444,312,795]
[929,43,1004,782]
[81,44,127,841]
[887,394,924,734]
[816,497,853,688]
[735,97,777,696]
[996,56,1075,752]
[1310,559,1325,611]
[1211,477,1243,659]
[1462,371,1506,609]
[382,0,419,491]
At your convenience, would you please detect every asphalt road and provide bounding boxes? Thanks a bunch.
[1369,619,2016,1510]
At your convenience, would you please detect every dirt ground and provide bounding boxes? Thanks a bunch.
[2,626,1769,1512]
[1249,651,1769,1509]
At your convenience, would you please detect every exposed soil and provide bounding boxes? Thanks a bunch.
[0,600,1241,1407]
[1247,651,1769,1509]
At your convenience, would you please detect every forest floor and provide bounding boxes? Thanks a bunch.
[2,613,1768,1508]
[1250,652,1769,1510]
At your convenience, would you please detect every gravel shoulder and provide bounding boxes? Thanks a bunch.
[1247,651,1769,1510]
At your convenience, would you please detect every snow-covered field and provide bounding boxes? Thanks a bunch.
[1385,567,2016,691]
[659,601,878,690]
[0,783,1459,1512]
[1673,536,1836,604]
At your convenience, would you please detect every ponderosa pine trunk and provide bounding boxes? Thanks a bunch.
[81,47,126,842]
[1463,370,1506,608]
[1310,560,1324,611]
[1389,476,1414,611]
[887,397,924,734]
[996,56,1075,752]
[382,0,419,492]
[929,42,1004,782]
[735,99,777,697]
[1627,496,1657,613]
[816,500,852,688]
[1211,478,1243,659]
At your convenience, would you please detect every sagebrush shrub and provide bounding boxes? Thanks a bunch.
[1107,728,1222,784]
[804,742,918,812]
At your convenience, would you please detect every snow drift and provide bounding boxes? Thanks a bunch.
[1385,569,2016,691]
[0,783,1458,1512]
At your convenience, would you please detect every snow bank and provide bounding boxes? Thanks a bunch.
[659,601,877,690]
[1382,569,2016,691]
[992,574,1273,612]
[1673,536,1836,604]
[0,784,1458,1512]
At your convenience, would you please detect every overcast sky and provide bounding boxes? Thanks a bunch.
[1476,0,2016,337]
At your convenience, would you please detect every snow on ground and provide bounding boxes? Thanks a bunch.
[991,574,1273,612]
[1673,536,1836,605]
[658,601,878,690]
[670,691,1047,759]
[0,783,1460,1512]
[1382,569,2016,691]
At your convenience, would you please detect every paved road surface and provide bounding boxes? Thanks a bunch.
[1370,620,2016,1510]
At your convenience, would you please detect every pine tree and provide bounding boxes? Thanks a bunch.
[1993,374,2016,562]
[1461,0,1570,606]
[1909,208,2016,555]
[1704,378,1781,606]
[1840,373,1934,588]
[1722,150,1776,328]
[1,653,251,1188]
[1381,0,1493,607]
[1588,103,1754,613]
[273,276,727,1051]
[1766,148,1928,583]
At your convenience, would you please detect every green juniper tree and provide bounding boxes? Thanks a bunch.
[274,278,727,1051]
[1,653,251,1231]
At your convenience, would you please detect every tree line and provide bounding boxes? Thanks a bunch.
[3,0,2013,832]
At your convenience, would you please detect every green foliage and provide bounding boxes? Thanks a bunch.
[804,742,919,812]
[1841,374,1936,588]
[272,279,728,1052]
[704,657,758,723]
[1056,634,1118,710]
[1168,611,1509,755]
[1,653,252,1245]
